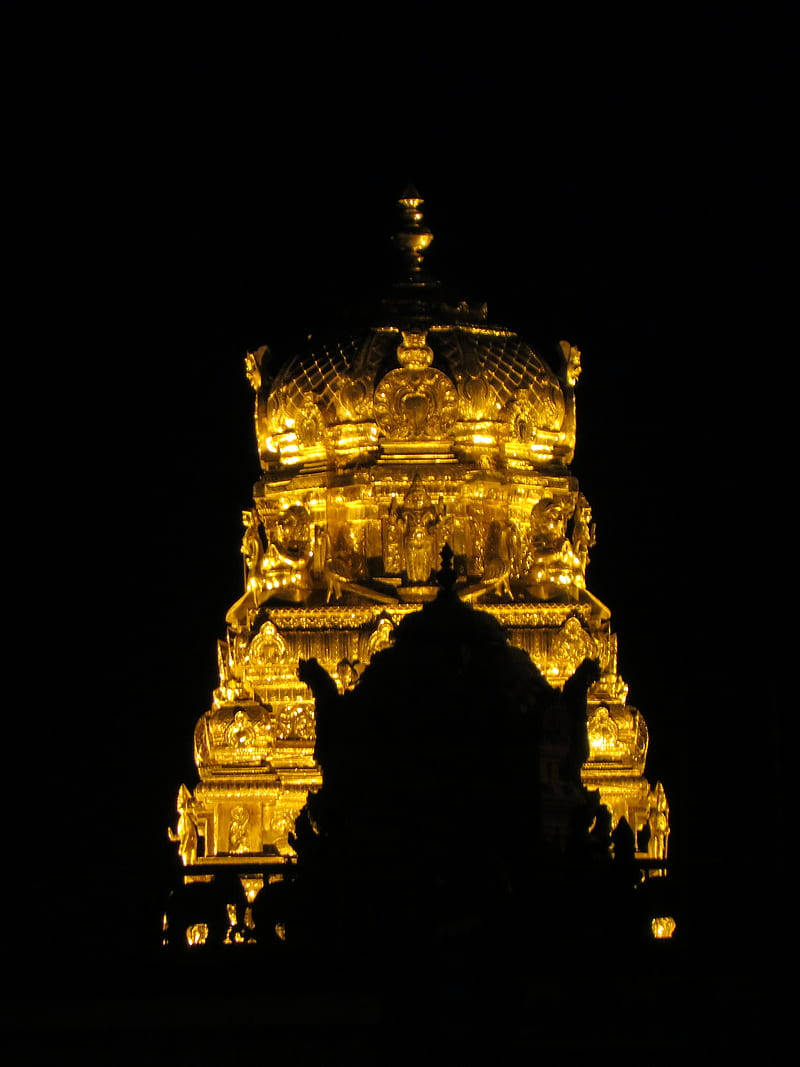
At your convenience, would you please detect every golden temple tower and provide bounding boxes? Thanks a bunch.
[168,189,670,906]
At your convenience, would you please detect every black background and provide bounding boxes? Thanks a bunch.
[5,2,788,1031]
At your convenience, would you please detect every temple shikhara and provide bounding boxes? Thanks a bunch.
[168,191,670,931]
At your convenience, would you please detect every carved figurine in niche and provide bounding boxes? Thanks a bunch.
[389,475,445,583]
[168,784,199,866]
[228,805,251,854]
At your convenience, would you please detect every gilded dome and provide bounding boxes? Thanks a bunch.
[248,192,579,473]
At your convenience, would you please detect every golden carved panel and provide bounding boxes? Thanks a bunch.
[374,367,457,440]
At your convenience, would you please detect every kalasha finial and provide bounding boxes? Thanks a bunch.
[436,543,457,594]
[392,185,433,275]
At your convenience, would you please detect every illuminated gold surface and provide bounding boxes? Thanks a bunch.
[651,916,677,940]
[170,192,669,885]
[186,923,209,947]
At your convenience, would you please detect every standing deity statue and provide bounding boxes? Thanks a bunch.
[389,476,445,583]
[647,782,670,861]
[168,784,199,866]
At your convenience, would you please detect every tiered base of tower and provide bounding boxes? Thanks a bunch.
[170,466,670,900]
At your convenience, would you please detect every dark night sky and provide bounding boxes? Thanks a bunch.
[6,6,788,1007]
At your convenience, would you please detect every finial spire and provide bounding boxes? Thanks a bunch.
[392,186,433,276]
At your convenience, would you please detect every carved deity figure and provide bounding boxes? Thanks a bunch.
[228,805,251,854]
[647,782,670,861]
[389,476,445,583]
[168,784,199,866]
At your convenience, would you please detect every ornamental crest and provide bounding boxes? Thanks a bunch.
[373,367,457,439]
[550,616,598,677]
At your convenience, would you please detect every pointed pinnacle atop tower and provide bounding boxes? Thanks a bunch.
[392,186,433,276]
